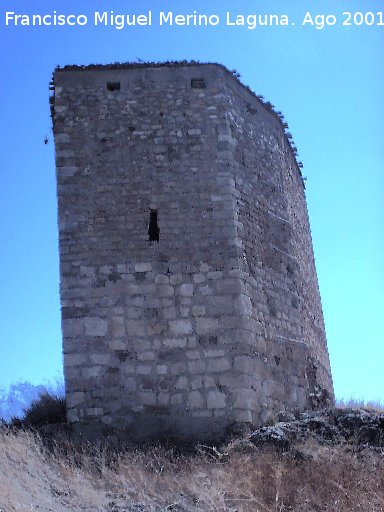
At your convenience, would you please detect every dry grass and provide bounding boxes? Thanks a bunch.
[1,427,383,512]
[336,398,384,412]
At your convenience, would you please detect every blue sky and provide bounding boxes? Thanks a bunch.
[1,0,383,401]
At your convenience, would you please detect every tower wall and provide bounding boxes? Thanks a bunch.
[53,63,333,442]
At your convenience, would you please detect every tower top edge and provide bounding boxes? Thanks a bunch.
[52,60,305,181]
[54,60,222,73]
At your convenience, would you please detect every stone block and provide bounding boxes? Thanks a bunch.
[155,274,170,284]
[170,274,183,285]
[192,411,212,418]
[219,373,253,389]
[133,338,151,351]
[147,324,166,336]
[170,394,183,405]
[156,365,168,375]
[102,416,113,425]
[207,390,226,409]
[84,317,108,337]
[131,296,144,307]
[55,132,70,143]
[178,284,194,297]
[195,317,219,335]
[188,391,204,410]
[127,307,141,320]
[126,319,146,336]
[234,355,255,375]
[82,366,103,378]
[207,358,231,373]
[158,392,170,405]
[203,348,225,358]
[205,296,234,315]
[64,353,86,367]
[236,329,257,347]
[179,307,190,317]
[234,389,259,411]
[175,376,189,390]
[122,363,135,374]
[207,271,223,280]
[56,149,74,158]
[123,377,136,391]
[137,351,155,361]
[137,364,152,375]
[139,392,156,405]
[67,408,79,422]
[157,285,174,297]
[191,305,206,316]
[219,315,243,329]
[135,262,152,272]
[197,284,213,296]
[215,279,242,295]
[186,350,200,360]
[191,376,203,390]
[187,336,198,348]
[188,360,205,374]
[66,391,84,408]
[90,354,111,365]
[193,273,206,284]
[163,307,177,320]
[234,294,253,316]
[86,407,103,417]
[204,376,216,388]
[168,319,193,335]
[65,367,81,379]
[234,410,253,423]
[170,362,187,375]
[163,337,188,348]
[59,166,77,177]
[111,317,125,337]
[109,339,127,351]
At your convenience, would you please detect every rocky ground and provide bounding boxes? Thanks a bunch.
[229,407,384,455]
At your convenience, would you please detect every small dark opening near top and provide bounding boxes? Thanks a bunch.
[191,78,207,89]
[107,81,121,91]
[148,209,160,242]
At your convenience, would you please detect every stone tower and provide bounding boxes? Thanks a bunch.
[52,62,333,442]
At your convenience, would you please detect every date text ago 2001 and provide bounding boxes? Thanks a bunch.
[302,11,384,29]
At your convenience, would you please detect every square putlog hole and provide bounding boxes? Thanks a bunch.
[191,78,207,89]
[107,82,121,91]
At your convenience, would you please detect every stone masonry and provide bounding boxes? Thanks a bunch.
[52,62,334,442]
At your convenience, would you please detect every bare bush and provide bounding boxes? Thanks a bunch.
[19,393,66,427]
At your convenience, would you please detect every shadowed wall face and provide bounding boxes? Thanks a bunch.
[53,63,333,441]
